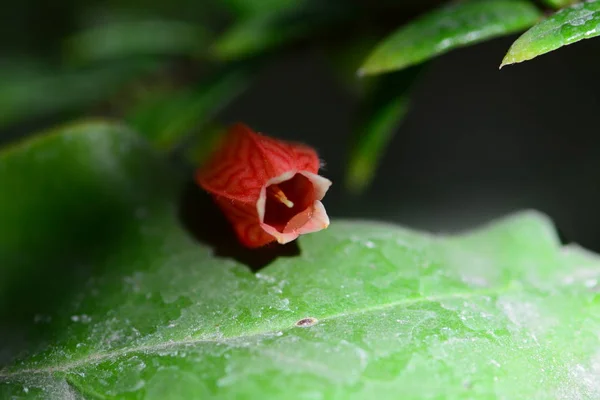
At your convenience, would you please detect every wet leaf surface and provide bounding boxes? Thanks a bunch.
[360,0,542,75]
[502,0,600,67]
[1,122,600,399]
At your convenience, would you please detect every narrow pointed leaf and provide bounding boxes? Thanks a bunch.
[2,123,600,398]
[502,1,600,67]
[359,0,542,76]
[346,96,409,193]
[346,66,424,193]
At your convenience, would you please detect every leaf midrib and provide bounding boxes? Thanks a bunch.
[0,285,508,379]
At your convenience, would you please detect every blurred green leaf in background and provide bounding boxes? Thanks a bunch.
[2,0,597,183]
[346,66,425,193]
[64,19,210,64]
[212,1,357,62]
[541,0,579,9]
[0,60,161,131]
[125,67,252,152]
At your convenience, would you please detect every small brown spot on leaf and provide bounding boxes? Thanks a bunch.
[295,317,318,327]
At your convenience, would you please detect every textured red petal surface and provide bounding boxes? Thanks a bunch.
[196,123,320,204]
[213,196,274,248]
[195,123,328,248]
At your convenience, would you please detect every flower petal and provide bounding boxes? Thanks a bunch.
[298,171,332,200]
[196,123,330,249]
[196,124,267,203]
[256,171,296,222]
[260,223,299,245]
[290,143,320,173]
[214,196,275,248]
[260,200,330,244]
[294,200,330,235]
[196,124,322,204]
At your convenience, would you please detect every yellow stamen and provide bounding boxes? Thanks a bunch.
[268,185,294,208]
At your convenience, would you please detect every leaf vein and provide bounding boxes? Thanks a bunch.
[0,285,506,380]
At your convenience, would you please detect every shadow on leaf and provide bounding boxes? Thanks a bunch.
[178,180,300,272]
[0,182,136,365]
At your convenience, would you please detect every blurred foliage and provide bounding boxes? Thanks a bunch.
[221,0,300,16]
[124,66,252,152]
[0,59,162,129]
[65,19,210,64]
[346,65,425,193]
[541,0,580,9]
[1,0,599,190]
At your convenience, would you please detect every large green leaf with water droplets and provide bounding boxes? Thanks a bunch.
[502,0,600,67]
[1,122,600,399]
[359,0,542,76]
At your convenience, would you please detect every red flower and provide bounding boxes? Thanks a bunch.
[196,123,332,248]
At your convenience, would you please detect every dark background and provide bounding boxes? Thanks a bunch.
[2,1,600,250]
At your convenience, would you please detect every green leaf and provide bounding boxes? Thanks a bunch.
[541,0,579,9]
[221,0,301,17]
[324,36,382,95]
[501,1,600,67]
[125,68,251,151]
[0,120,180,319]
[2,122,600,398]
[345,66,424,193]
[212,2,353,61]
[359,0,543,76]
[181,122,228,166]
[65,19,208,64]
[0,61,160,129]
[212,12,310,61]
[346,96,409,193]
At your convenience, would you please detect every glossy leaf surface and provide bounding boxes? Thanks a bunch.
[502,0,600,67]
[1,122,600,399]
[360,0,542,75]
